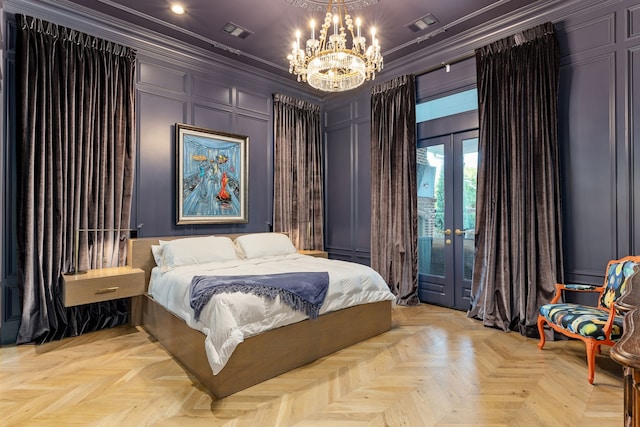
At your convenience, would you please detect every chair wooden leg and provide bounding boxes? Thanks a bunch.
[537,315,547,350]
[585,340,598,384]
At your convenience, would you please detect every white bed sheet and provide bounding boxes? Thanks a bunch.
[148,253,396,374]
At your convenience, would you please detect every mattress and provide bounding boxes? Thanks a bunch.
[148,252,396,374]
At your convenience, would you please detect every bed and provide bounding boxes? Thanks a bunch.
[127,233,396,398]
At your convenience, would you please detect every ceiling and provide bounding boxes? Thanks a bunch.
[63,0,538,81]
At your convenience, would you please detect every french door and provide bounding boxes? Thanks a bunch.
[417,130,478,310]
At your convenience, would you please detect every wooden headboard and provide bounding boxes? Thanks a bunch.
[126,233,278,289]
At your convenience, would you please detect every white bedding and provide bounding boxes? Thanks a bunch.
[148,253,396,374]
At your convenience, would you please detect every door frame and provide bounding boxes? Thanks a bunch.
[416,110,478,310]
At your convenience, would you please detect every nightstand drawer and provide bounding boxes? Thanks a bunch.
[63,266,145,307]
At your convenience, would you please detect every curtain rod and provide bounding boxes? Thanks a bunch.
[415,51,476,77]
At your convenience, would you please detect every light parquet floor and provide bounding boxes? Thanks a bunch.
[0,304,624,426]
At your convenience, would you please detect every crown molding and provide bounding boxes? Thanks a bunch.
[381,0,620,79]
[3,0,322,100]
[92,0,290,72]
[382,0,513,59]
[5,0,620,101]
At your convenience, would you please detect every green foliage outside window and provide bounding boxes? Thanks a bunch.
[433,165,477,232]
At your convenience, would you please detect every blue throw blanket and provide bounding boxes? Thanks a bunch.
[190,272,329,321]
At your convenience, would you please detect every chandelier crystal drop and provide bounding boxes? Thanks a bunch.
[287,0,383,92]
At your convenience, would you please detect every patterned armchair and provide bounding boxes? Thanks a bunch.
[537,255,640,384]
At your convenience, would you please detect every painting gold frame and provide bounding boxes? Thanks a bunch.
[175,123,248,224]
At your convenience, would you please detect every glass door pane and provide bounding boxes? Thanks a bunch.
[417,144,445,277]
[460,138,478,282]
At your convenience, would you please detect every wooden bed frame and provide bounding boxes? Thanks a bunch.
[126,235,393,399]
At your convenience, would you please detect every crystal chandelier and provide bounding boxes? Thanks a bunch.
[287,0,383,92]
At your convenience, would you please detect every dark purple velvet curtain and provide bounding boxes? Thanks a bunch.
[272,94,324,250]
[15,15,137,344]
[468,22,564,336]
[370,75,419,305]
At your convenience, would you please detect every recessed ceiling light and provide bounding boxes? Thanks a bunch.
[171,4,185,15]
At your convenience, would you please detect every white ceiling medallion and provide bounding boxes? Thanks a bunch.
[284,0,379,12]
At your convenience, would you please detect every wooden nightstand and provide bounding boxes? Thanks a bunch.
[63,266,145,324]
[298,250,328,258]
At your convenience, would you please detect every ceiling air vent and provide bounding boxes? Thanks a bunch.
[406,13,438,33]
[222,22,253,39]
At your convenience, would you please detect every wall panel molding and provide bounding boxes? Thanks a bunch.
[236,90,270,116]
[1,17,19,344]
[136,92,186,237]
[138,62,186,95]
[560,13,615,58]
[324,120,355,254]
[191,104,233,134]
[192,76,232,106]
[559,51,617,275]
[628,3,640,40]
[324,103,354,127]
[631,45,640,253]
[324,92,373,263]
[354,117,371,255]
[133,52,276,238]
[235,113,273,233]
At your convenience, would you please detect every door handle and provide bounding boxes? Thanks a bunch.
[444,229,452,235]
[455,229,468,236]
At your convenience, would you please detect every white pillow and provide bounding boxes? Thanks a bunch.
[160,236,237,271]
[151,240,173,266]
[151,244,163,266]
[234,233,297,259]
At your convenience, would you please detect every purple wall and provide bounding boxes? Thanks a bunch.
[2,0,639,342]
[322,0,640,288]
[133,59,314,238]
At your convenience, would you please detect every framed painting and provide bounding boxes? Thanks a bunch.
[176,123,249,224]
